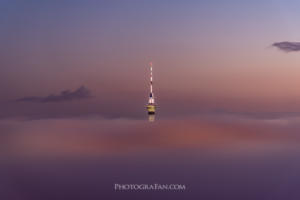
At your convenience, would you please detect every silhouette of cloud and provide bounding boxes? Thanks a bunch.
[16,86,92,103]
[272,41,300,52]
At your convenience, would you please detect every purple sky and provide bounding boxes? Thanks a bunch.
[1,0,300,119]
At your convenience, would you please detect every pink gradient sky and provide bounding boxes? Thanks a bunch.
[1,0,300,119]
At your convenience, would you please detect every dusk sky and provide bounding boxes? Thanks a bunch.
[2,1,300,200]
[1,0,300,119]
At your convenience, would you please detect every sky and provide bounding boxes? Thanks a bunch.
[1,0,300,119]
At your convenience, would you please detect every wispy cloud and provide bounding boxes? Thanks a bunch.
[16,86,92,103]
[272,41,300,52]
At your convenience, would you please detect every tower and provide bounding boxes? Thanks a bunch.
[146,62,156,116]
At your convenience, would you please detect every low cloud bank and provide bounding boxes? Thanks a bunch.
[1,114,300,157]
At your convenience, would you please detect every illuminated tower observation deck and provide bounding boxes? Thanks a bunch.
[146,62,156,115]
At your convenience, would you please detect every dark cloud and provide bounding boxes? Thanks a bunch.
[272,41,300,52]
[16,86,92,103]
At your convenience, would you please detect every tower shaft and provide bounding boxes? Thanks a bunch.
[147,62,155,115]
[148,62,154,104]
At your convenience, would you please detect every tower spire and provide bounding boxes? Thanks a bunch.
[148,62,154,104]
[146,62,156,116]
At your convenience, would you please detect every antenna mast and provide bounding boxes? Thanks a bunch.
[146,62,156,116]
